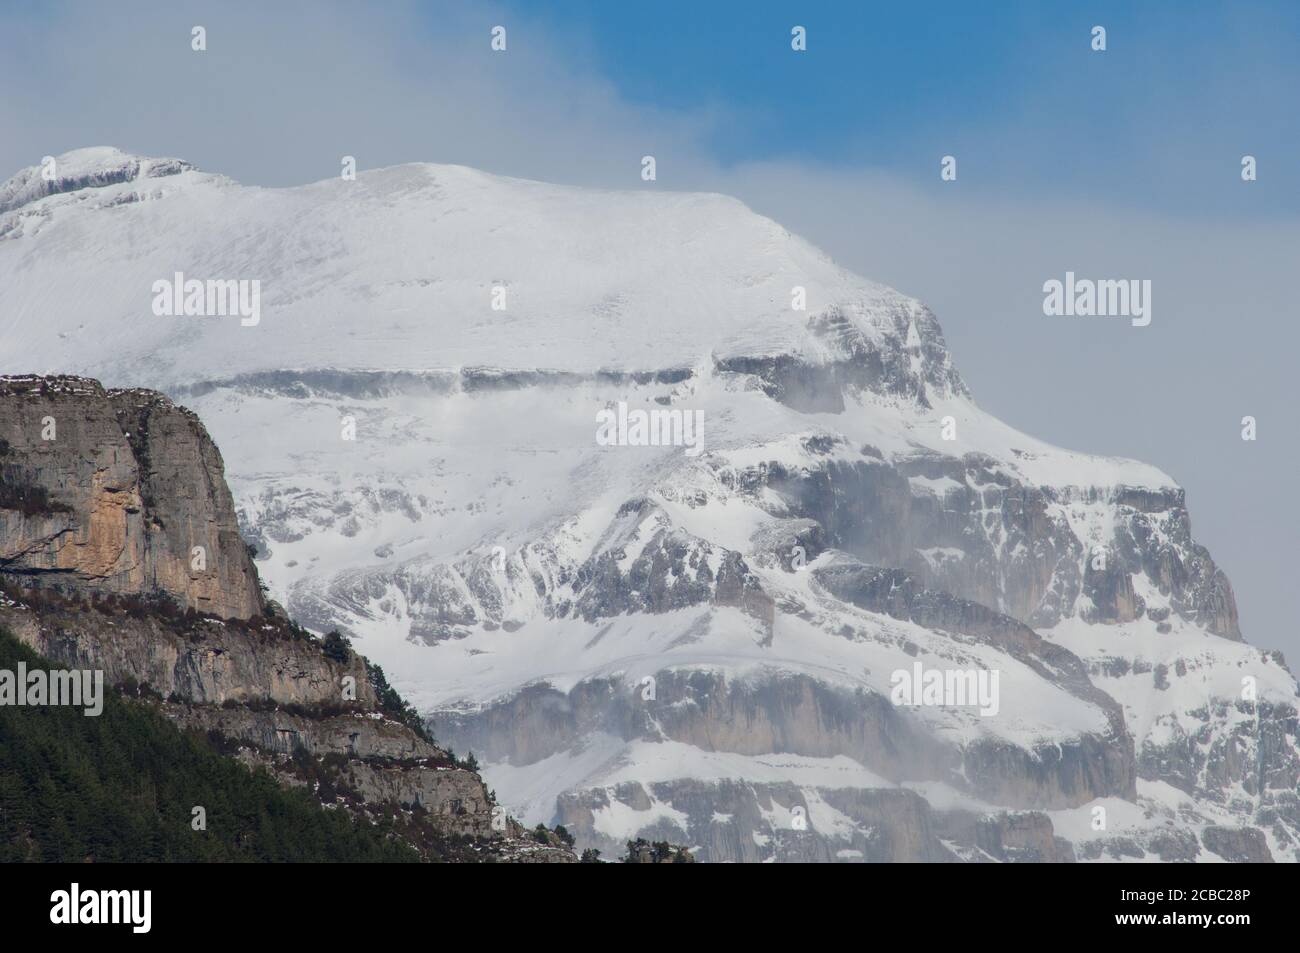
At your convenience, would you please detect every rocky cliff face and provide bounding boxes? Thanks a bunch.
[193,361,1288,865]
[765,450,1240,640]
[247,369,1286,863]
[0,375,576,862]
[0,375,262,620]
[0,600,374,708]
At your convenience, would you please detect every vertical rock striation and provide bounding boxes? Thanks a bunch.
[0,375,263,620]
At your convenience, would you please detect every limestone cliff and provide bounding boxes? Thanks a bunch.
[0,374,262,620]
[0,375,576,862]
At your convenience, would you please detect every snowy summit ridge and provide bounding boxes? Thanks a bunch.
[0,147,1169,491]
[0,147,966,394]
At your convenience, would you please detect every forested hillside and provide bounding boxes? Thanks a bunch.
[0,627,419,862]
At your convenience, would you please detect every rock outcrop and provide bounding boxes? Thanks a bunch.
[766,451,1240,640]
[0,375,576,862]
[0,375,262,620]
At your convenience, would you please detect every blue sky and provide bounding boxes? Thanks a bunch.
[5,0,1297,218]
[480,0,1300,220]
[0,0,1297,655]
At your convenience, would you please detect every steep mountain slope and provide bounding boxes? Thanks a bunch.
[0,373,577,862]
[1,148,1293,862]
[0,625,420,863]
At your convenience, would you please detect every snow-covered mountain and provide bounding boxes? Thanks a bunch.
[2,147,1295,861]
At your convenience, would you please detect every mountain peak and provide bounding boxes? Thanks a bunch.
[0,146,195,215]
[0,146,967,407]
